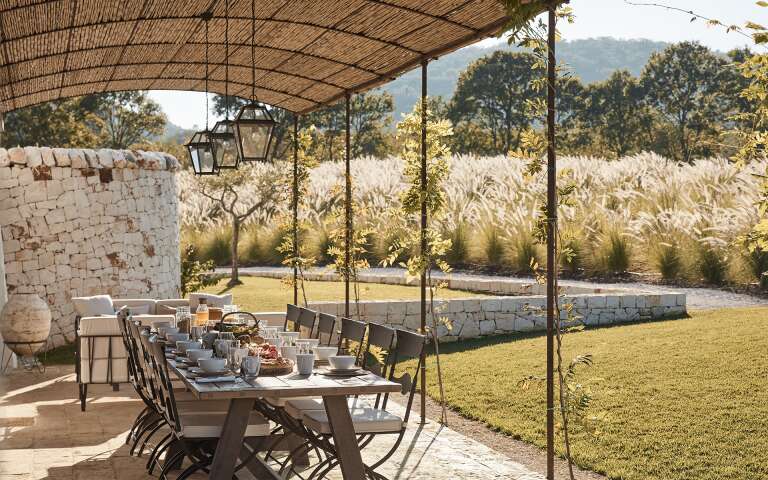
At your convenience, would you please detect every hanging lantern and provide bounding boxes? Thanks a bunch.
[186,10,216,175]
[235,0,277,162]
[235,102,276,162]
[211,119,239,169]
[186,130,217,175]
[210,0,239,169]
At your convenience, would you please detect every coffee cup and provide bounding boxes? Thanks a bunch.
[296,353,314,375]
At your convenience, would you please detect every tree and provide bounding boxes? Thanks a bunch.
[2,91,165,149]
[449,51,542,154]
[576,70,654,157]
[349,91,394,158]
[1,98,98,148]
[197,165,282,286]
[640,42,728,162]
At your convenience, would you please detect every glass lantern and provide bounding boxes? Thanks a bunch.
[211,119,240,169]
[186,130,217,175]
[234,102,276,162]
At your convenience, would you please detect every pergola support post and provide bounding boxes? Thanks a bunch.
[419,60,428,424]
[292,114,299,306]
[546,5,558,480]
[344,92,352,319]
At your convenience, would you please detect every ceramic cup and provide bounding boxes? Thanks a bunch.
[281,345,299,363]
[176,340,201,355]
[198,358,227,373]
[186,349,214,363]
[166,333,190,345]
[242,356,261,377]
[162,327,180,338]
[296,353,314,375]
[314,346,338,361]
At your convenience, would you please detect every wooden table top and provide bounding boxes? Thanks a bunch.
[168,358,403,400]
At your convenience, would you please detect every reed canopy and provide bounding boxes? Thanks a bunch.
[0,0,521,114]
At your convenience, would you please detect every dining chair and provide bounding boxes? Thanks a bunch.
[295,328,427,480]
[146,338,271,480]
[337,317,367,362]
[285,304,301,331]
[295,306,318,338]
[315,313,337,345]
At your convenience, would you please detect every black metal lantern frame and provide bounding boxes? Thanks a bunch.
[186,10,217,176]
[210,0,240,169]
[235,0,276,163]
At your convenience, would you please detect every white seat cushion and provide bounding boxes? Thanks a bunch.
[78,316,121,336]
[284,397,371,419]
[73,295,115,317]
[180,411,269,438]
[302,408,403,435]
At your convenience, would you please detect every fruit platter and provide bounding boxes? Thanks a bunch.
[247,342,293,376]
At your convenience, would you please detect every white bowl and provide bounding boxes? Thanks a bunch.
[166,332,188,344]
[198,358,227,373]
[314,346,338,361]
[187,349,213,363]
[152,321,171,330]
[328,355,356,370]
[280,345,299,363]
[176,340,201,354]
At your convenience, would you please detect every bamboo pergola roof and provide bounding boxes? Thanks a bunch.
[0,0,513,114]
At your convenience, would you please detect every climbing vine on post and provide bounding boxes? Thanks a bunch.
[382,102,453,424]
[278,125,319,307]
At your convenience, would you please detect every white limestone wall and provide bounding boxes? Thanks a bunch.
[309,293,687,341]
[0,147,181,349]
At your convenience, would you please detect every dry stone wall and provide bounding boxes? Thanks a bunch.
[0,147,181,349]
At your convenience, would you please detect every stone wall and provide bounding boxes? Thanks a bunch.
[308,293,687,341]
[243,269,687,341]
[0,147,181,348]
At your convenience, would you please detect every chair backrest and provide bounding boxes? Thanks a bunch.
[337,317,367,362]
[286,304,301,331]
[362,322,396,377]
[296,307,317,338]
[146,337,183,433]
[315,313,337,345]
[384,328,426,423]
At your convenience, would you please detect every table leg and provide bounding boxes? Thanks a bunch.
[209,398,255,480]
[323,395,365,479]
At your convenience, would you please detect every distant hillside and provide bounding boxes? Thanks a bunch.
[382,37,670,119]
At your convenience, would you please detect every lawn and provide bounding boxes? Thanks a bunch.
[202,275,489,312]
[419,307,768,480]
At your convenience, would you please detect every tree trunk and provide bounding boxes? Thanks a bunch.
[228,218,243,287]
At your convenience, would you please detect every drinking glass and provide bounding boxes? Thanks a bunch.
[242,356,261,377]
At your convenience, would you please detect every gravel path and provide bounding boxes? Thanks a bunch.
[222,266,768,310]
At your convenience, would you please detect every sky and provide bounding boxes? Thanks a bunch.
[150,0,761,130]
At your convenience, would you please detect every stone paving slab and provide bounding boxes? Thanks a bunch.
[0,366,544,480]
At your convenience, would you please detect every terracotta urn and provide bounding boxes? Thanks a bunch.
[0,294,52,356]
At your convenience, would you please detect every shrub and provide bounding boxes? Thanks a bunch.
[655,244,683,281]
[307,224,334,265]
[198,225,232,266]
[507,234,541,274]
[696,244,727,285]
[594,231,631,275]
[478,224,505,268]
[560,234,583,275]
[445,222,470,266]
[180,245,217,296]
[744,247,768,283]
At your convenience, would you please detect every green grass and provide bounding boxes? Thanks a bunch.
[419,307,768,480]
[43,343,76,365]
[202,275,489,312]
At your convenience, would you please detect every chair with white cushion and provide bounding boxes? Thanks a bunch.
[297,328,426,480]
[145,339,270,480]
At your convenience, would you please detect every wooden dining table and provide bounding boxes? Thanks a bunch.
[168,358,402,480]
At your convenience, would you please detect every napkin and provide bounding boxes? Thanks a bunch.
[195,376,238,383]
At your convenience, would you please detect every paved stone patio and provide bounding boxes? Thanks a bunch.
[0,366,544,480]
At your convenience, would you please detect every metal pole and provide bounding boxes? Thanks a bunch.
[420,60,428,423]
[546,5,558,480]
[344,92,351,318]
[293,114,299,306]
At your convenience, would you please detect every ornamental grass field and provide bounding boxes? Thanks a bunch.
[180,154,767,286]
